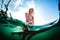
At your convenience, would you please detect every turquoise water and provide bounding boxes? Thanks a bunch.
[0,17,60,40]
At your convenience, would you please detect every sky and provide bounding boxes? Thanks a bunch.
[0,0,59,25]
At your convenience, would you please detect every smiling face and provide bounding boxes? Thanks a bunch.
[29,8,34,15]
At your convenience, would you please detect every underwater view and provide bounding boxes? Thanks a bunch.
[0,0,60,40]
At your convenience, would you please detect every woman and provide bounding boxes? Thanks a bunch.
[25,8,34,25]
[22,8,34,40]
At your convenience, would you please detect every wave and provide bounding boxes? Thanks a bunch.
[27,18,59,31]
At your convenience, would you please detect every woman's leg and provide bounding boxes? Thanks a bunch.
[22,28,29,40]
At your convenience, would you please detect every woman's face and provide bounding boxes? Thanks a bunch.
[29,8,34,15]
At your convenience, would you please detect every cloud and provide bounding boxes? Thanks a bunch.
[14,0,23,9]
[26,0,35,9]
